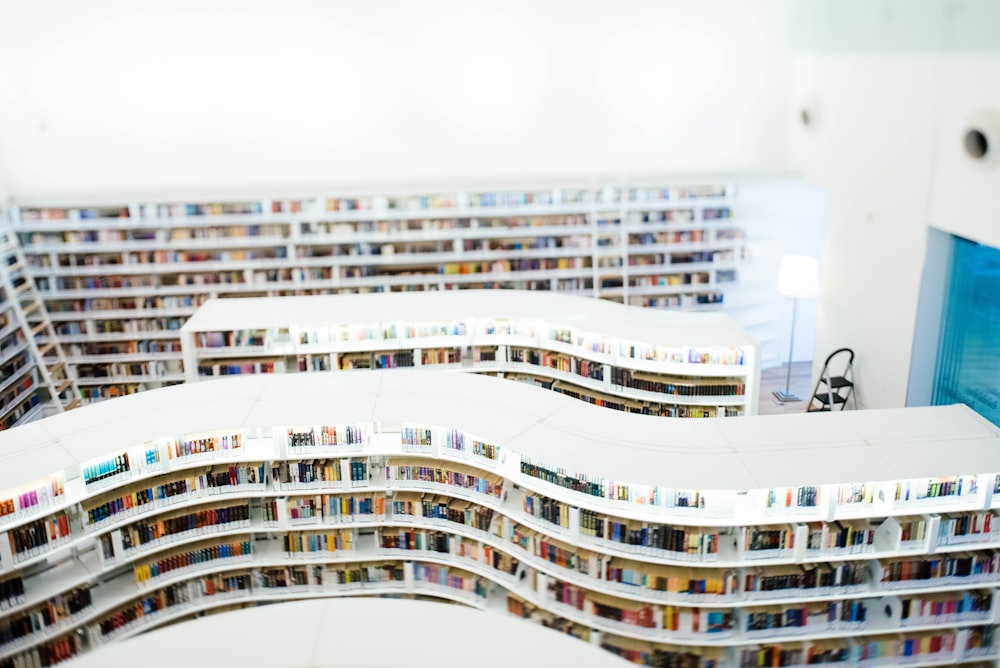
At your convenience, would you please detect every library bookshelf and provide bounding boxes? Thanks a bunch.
[5,182,745,404]
[179,290,761,418]
[0,228,79,431]
[0,234,45,431]
[1,372,1000,668]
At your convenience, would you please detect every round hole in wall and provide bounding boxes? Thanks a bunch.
[962,111,1000,170]
[799,97,820,130]
[964,128,989,160]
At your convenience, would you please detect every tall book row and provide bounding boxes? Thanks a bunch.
[4,183,745,405]
[178,290,760,417]
[0,372,998,667]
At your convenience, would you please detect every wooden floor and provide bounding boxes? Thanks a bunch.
[757,361,815,415]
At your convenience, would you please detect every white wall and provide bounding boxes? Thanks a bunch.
[927,55,1000,250]
[787,1,1000,410]
[788,52,945,409]
[0,0,793,202]
[733,179,826,369]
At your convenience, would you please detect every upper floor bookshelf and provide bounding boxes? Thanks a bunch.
[179,290,760,418]
[0,372,999,667]
[5,182,746,403]
[0,237,45,431]
[0,228,79,430]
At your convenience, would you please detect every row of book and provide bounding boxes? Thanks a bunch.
[766,486,820,510]
[271,459,342,487]
[803,521,875,554]
[400,426,432,450]
[519,458,605,498]
[603,565,736,597]
[413,563,487,598]
[511,525,584,572]
[940,511,997,544]
[0,632,83,668]
[285,496,317,521]
[389,463,504,499]
[14,185,728,223]
[581,512,722,558]
[198,361,278,377]
[880,551,999,585]
[611,368,746,397]
[170,432,242,459]
[132,539,252,585]
[257,567,310,590]
[379,528,460,555]
[7,514,71,560]
[0,381,35,432]
[120,503,250,550]
[325,494,385,520]
[285,424,365,449]
[743,562,868,594]
[900,590,993,625]
[82,464,264,531]
[0,579,24,611]
[0,586,91,648]
[330,563,404,586]
[894,476,979,503]
[663,605,732,634]
[523,494,571,529]
[422,497,494,532]
[0,477,64,525]
[82,454,131,487]
[47,295,203,312]
[744,599,866,633]
[283,530,354,554]
[96,582,190,640]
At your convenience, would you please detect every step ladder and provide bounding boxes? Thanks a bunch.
[0,229,81,420]
[807,347,855,412]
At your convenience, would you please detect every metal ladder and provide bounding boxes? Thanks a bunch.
[0,227,81,420]
[807,347,856,412]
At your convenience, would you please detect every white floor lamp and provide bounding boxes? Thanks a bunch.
[773,254,820,403]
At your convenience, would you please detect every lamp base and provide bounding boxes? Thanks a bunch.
[773,390,802,403]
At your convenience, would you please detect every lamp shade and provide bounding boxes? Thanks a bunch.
[776,254,820,298]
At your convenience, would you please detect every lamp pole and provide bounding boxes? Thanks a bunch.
[773,254,818,403]
[776,296,799,402]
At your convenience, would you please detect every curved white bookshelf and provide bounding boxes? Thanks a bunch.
[0,372,998,667]
[179,289,761,418]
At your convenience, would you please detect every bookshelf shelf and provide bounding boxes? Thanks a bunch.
[7,183,748,403]
[0,372,998,667]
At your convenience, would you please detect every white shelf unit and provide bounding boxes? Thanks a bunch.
[179,290,760,418]
[6,183,744,404]
[0,372,999,668]
[0,228,79,430]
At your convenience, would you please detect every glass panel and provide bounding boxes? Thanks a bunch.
[931,235,1000,426]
